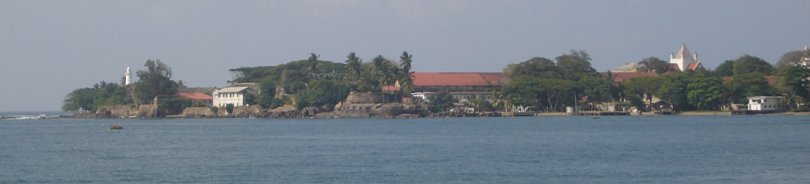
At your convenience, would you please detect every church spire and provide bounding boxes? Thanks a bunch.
[669,44,699,72]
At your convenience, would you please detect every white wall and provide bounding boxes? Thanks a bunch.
[213,92,244,107]
[748,96,782,111]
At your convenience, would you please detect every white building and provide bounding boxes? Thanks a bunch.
[609,62,643,73]
[669,44,703,72]
[124,67,133,85]
[801,46,810,68]
[747,96,784,111]
[212,86,257,107]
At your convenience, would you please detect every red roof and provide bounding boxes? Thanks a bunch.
[604,72,659,83]
[687,62,702,71]
[412,72,507,87]
[177,92,213,101]
[722,75,779,85]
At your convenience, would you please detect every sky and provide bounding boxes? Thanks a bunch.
[1,0,809,112]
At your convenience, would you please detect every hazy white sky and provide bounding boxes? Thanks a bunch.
[1,0,808,111]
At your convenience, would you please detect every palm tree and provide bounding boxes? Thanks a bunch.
[399,51,412,73]
[344,52,362,86]
[492,90,505,112]
[372,55,388,84]
[399,51,414,97]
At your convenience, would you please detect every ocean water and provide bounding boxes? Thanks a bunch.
[1,115,809,183]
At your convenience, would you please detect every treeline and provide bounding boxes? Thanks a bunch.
[502,50,612,112]
[503,50,810,112]
[63,60,190,115]
[229,52,415,110]
[63,49,810,115]
[63,52,420,115]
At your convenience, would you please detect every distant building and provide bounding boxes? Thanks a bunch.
[747,96,784,111]
[669,44,704,72]
[177,92,213,107]
[603,72,659,83]
[609,62,644,73]
[212,86,257,107]
[228,82,260,92]
[607,44,705,75]
[409,72,507,104]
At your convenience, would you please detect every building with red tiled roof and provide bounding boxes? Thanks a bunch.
[687,62,703,71]
[603,72,659,83]
[721,75,779,85]
[177,92,214,107]
[408,72,508,104]
[178,92,213,101]
[412,72,507,87]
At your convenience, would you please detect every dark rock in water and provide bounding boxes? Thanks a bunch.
[110,124,124,130]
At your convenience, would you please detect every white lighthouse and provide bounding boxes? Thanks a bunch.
[124,67,132,85]
[801,45,810,67]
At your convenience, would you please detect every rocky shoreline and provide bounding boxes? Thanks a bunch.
[62,92,810,120]
[20,109,809,120]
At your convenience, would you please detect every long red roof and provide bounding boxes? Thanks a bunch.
[177,92,213,101]
[604,72,659,83]
[722,76,779,85]
[687,62,702,71]
[412,72,507,87]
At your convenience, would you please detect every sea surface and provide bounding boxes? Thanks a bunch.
[1,115,809,183]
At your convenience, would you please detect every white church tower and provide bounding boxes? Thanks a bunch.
[669,44,701,72]
[124,67,133,85]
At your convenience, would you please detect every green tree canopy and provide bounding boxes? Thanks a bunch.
[656,73,691,110]
[778,65,810,109]
[637,57,670,74]
[134,59,179,105]
[623,76,663,110]
[540,79,577,112]
[502,50,609,112]
[503,77,547,109]
[63,81,131,112]
[776,50,808,69]
[229,55,346,94]
[726,72,777,104]
[556,50,597,81]
[577,74,612,103]
[257,77,285,109]
[295,80,351,110]
[429,91,457,113]
[371,55,404,87]
[687,74,725,110]
[714,60,734,77]
[344,52,363,88]
[503,57,561,79]
[731,55,775,76]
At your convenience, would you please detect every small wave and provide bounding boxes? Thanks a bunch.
[1,114,60,120]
